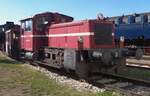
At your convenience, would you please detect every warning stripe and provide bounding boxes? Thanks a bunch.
[21,32,94,38]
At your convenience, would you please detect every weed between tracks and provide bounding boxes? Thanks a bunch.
[0,55,117,96]
[118,66,150,81]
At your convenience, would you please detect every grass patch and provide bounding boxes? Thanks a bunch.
[118,67,150,80]
[0,55,119,96]
[96,91,119,96]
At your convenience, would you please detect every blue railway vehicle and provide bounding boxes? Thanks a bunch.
[110,13,150,54]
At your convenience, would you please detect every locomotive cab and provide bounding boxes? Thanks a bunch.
[20,12,73,59]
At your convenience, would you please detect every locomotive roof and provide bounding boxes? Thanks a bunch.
[20,17,32,22]
[109,12,150,19]
[20,12,51,21]
[50,19,112,28]
[20,12,73,22]
[50,20,90,28]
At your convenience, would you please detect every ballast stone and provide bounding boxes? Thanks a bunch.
[24,64,105,93]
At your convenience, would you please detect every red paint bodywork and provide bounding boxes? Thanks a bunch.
[21,12,115,52]
[21,32,33,51]
[48,20,114,50]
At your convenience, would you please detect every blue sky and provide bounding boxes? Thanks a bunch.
[0,0,149,24]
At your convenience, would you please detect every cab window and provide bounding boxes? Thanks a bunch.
[35,16,50,32]
[21,19,32,32]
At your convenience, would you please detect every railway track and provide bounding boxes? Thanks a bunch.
[126,63,150,69]
[88,73,150,96]
[127,56,150,69]
[29,61,150,96]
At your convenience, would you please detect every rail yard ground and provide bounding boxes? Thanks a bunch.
[0,54,117,96]
[1,54,150,96]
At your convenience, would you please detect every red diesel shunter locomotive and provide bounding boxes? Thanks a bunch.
[20,12,141,78]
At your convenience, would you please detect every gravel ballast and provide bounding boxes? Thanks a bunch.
[24,64,105,93]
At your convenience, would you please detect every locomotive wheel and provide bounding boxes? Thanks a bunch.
[76,51,89,79]
[135,48,143,60]
[113,57,126,74]
[101,51,112,65]
[76,61,89,79]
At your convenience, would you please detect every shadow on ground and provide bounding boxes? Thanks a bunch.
[0,57,22,65]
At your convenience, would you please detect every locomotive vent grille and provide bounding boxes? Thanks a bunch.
[94,23,112,45]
